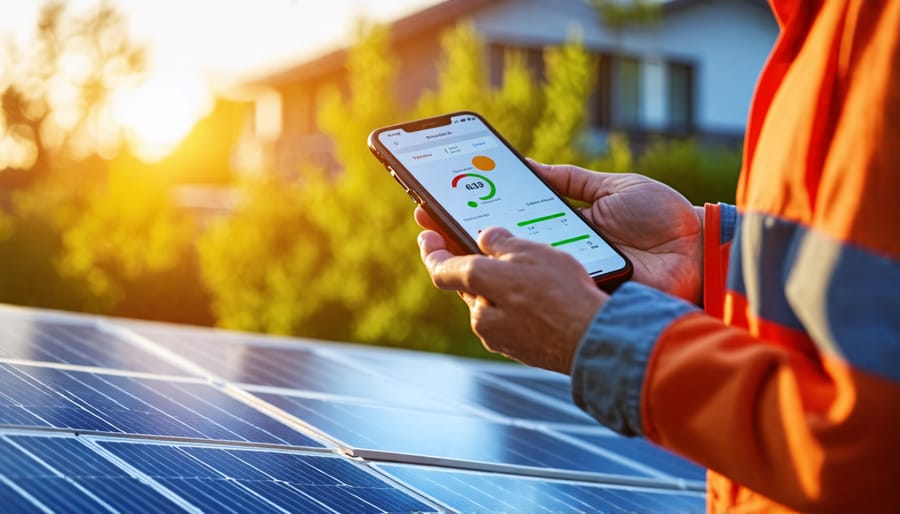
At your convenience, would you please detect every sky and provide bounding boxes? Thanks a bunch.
[0,0,443,161]
[0,0,442,83]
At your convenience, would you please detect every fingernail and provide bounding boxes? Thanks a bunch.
[480,227,508,247]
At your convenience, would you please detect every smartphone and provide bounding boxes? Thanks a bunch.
[368,111,632,291]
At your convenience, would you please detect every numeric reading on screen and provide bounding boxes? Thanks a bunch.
[378,115,626,275]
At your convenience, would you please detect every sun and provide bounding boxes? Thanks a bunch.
[112,73,211,162]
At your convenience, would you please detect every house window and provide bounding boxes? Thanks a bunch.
[668,61,694,132]
[615,57,641,128]
[489,43,545,88]
[591,54,613,129]
[590,54,641,130]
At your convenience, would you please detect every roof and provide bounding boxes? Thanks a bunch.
[249,0,771,88]
[250,0,502,88]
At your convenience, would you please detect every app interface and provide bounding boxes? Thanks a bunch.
[379,114,627,276]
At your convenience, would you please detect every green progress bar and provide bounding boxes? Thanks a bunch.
[551,234,590,247]
[517,212,566,227]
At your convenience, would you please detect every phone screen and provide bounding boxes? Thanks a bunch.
[375,113,628,279]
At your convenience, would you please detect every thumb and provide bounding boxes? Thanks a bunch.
[478,227,541,256]
[527,158,614,204]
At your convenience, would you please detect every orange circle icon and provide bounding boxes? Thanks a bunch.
[471,155,495,171]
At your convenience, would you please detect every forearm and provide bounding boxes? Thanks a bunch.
[571,285,900,511]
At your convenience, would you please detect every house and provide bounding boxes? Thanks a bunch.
[238,0,778,177]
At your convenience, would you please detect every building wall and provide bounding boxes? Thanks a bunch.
[471,0,778,135]
[247,0,779,176]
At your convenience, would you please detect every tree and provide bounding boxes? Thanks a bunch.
[0,1,210,324]
[590,0,661,31]
[198,21,598,357]
[0,0,144,187]
[199,24,479,354]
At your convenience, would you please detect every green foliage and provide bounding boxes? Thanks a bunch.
[416,23,594,163]
[58,156,197,302]
[198,24,481,355]
[0,2,210,325]
[484,50,543,151]
[590,0,661,29]
[635,138,741,205]
[588,133,633,172]
[198,177,335,336]
[528,37,595,164]
[417,24,490,116]
[0,184,108,314]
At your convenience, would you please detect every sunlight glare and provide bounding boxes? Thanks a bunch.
[113,73,212,162]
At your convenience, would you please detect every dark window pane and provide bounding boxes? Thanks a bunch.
[668,61,694,132]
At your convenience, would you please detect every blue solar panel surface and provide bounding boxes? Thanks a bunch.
[564,431,707,482]
[0,314,185,375]
[0,305,705,512]
[99,440,434,513]
[379,463,705,513]
[0,363,322,447]
[256,392,654,478]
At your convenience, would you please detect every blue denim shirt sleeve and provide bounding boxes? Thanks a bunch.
[570,281,699,436]
[719,203,739,245]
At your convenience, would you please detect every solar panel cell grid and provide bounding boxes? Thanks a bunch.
[258,393,653,478]
[379,463,705,513]
[99,441,435,513]
[0,364,324,447]
[133,330,448,410]
[0,318,185,375]
[0,436,187,513]
[338,350,596,425]
[0,307,709,512]
[563,432,707,482]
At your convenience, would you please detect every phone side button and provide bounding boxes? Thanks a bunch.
[388,168,409,189]
[407,190,423,204]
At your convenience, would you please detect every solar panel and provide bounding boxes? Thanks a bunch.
[0,434,185,512]
[559,431,707,483]
[377,462,705,513]
[332,348,599,425]
[124,325,459,412]
[0,363,323,447]
[255,392,662,479]
[98,440,436,513]
[0,305,707,512]
[0,311,186,375]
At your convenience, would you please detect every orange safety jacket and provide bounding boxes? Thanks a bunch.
[572,1,900,512]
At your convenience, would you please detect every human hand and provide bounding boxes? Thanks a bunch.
[528,160,703,304]
[417,227,605,374]
[415,161,703,304]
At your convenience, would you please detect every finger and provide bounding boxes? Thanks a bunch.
[457,290,477,308]
[418,231,490,292]
[526,158,619,204]
[469,297,505,350]
[477,226,548,258]
[414,207,440,231]
[415,208,468,255]
[418,230,447,259]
